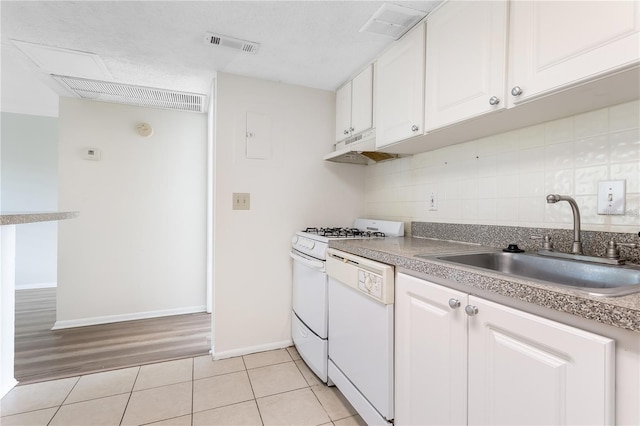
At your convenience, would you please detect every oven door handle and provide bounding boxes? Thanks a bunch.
[289,251,325,271]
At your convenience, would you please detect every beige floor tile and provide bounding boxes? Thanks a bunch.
[193,371,254,413]
[0,376,78,416]
[333,414,367,425]
[286,346,302,361]
[49,393,129,426]
[146,414,192,425]
[0,407,57,426]
[121,381,192,426]
[133,358,192,390]
[193,400,262,426]
[257,388,330,426]
[311,385,357,421]
[247,362,308,398]
[294,359,322,387]
[243,349,291,369]
[65,366,139,404]
[194,355,245,380]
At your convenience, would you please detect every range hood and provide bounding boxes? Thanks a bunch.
[323,129,407,165]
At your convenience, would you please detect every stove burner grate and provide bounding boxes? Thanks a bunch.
[302,227,385,238]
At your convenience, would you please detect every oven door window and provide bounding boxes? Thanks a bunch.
[291,251,328,339]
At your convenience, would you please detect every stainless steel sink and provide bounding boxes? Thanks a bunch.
[418,251,640,296]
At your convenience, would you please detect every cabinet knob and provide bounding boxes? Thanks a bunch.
[448,298,461,309]
[349,127,355,132]
[465,305,479,316]
[511,86,523,96]
[411,125,419,132]
[343,130,349,135]
[489,96,500,106]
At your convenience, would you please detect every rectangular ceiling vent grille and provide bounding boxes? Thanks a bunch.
[52,75,207,113]
[360,3,427,39]
[204,32,260,54]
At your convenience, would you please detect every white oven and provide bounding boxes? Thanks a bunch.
[290,244,329,382]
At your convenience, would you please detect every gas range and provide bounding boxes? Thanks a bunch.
[301,227,387,239]
[292,219,404,261]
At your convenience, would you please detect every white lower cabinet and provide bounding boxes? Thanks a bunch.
[395,272,615,425]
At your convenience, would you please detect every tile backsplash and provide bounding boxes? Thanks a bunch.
[366,100,640,235]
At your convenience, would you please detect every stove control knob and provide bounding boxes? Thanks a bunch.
[291,236,299,245]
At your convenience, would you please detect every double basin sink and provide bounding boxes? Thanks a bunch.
[417,251,640,297]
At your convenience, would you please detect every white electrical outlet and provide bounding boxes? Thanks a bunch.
[597,180,625,215]
[429,192,438,211]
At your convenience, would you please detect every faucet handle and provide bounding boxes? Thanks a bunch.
[531,235,554,251]
[606,240,639,259]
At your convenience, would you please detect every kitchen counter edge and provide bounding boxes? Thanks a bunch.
[1,211,79,226]
[328,237,640,333]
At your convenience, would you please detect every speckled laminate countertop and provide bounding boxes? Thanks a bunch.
[0,211,79,226]
[328,237,640,333]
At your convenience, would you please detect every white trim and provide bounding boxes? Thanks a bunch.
[52,305,207,330]
[1,378,18,399]
[212,340,293,360]
[16,282,57,290]
[206,77,216,315]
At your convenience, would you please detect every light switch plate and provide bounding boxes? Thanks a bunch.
[597,180,625,215]
[232,193,250,210]
[428,192,438,211]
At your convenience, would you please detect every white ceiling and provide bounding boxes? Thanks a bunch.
[1,0,441,117]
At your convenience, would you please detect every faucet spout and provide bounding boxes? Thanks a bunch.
[546,194,583,254]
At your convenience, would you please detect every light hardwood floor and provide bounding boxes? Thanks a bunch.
[14,288,211,385]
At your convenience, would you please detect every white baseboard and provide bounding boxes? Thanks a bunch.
[0,377,18,400]
[52,305,207,330]
[212,339,293,360]
[16,282,57,290]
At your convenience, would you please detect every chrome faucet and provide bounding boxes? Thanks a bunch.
[546,194,583,254]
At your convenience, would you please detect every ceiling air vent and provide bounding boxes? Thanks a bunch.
[360,3,427,40]
[52,75,207,113]
[204,32,260,54]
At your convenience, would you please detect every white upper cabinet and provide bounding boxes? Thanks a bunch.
[335,64,373,142]
[335,82,352,141]
[425,1,508,131]
[508,1,640,105]
[375,23,425,148]
[351,65,374,136]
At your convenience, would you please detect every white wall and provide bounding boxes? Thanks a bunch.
[366,100,640,234]
[213,73,365,357]
[1,112,59,288]
[56,98,208,327]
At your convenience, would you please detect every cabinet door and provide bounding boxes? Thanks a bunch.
[425,1,508,131]
[508,1,640,105]
[395,273,467,426]
[376,23,425,148]
[335,81,352,142]
[467,296,614,426]
[350,65,373,136]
